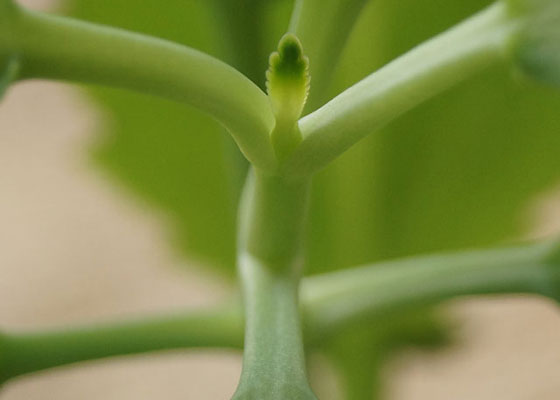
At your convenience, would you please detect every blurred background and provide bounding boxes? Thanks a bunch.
[1,0,560,398]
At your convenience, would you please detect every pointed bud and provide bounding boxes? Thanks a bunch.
[506,0,560,86]
[266,34,310,161]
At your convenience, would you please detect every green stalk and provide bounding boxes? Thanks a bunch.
[285,2,522,176]
[0,307,242,384]
[0,4,275,169]
[233,169,316,399]
[303,240,560,341]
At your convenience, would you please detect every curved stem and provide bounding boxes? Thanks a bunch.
[0,5,275,169]
[0,306,243,383]
[285,2,521,176]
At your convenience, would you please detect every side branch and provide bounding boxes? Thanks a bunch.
[285,2,520,176]
[302,240,560,341]
[0,306,243,383]
[0,4,275,168]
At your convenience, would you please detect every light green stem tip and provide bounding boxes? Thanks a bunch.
[266,34,310,97]
[266,34,310,162]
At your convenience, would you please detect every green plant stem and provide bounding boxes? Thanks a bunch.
[233,255,315,399]
[285,2,522,176]
[233,169,316,399]
[239,170,310,270]
[302,240,560,342]
[289,0,370,111]
[0,307,242,384]
[1,240,558,384]
[0,54,18,98]
[0,4,275,169]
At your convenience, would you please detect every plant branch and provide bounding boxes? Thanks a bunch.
[302,240,560,342]
[0,306,243,383]
[0,3,276,169]
[285,2,521,176]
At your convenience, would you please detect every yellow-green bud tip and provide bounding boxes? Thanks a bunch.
[266,34,310,121]
[265,34,310,162]
[268,34,308,79]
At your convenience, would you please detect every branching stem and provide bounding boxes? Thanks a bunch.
[286,2,522,176]
[0,4,275,169]
[1,240,558,384]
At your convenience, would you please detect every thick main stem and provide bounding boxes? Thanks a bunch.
[233,170,316,399]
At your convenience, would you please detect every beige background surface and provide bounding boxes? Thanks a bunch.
[1,1,560,398]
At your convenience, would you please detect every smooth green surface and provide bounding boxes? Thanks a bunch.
[235,170,315,398]
[303,240,560,339]
[233,255,316,399]
[239,170,310,270]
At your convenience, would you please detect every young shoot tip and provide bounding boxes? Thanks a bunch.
[268,34,308,80]
[266,34,310,116]
[266,34,310,162]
